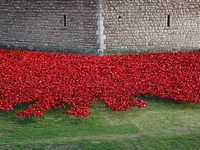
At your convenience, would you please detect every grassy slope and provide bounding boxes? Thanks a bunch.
[0,97,200,150]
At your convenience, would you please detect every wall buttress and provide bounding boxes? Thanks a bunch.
[96,0,106,55]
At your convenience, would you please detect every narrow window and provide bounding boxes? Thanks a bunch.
[64,15,66,27]
[167,15,170,27]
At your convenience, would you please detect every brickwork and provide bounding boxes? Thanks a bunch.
[0,0,200,55]
[0,0,98,54]
[102,0,200,54]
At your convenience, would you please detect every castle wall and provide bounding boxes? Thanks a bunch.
[0,0,200,55]
[102,0,200,54]
[0,0,98,54]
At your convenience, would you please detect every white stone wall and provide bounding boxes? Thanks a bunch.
[102,0,200,54]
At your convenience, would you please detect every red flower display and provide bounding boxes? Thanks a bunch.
[0,49,199,117]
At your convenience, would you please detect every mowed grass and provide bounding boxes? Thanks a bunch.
[0,96,200,150]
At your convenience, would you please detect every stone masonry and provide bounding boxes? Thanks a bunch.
[0,0,98,55]
[103,0,200,54]
[0,0,200,55]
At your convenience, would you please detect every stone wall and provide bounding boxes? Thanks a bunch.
[0,0,98,54]
[102,0,200,54]
[0,0,200,55]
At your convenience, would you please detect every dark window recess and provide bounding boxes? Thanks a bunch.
[64,15,66,27]
[167,15,170,27]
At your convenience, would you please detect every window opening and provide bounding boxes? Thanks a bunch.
[64,15,66,27]
[167,15,170,27]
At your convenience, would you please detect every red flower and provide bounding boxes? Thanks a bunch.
[0,49,199,117]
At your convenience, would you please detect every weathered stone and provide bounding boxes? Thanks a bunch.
[103,0,200,54]
[0,0,98,55]
[0,0,200,55]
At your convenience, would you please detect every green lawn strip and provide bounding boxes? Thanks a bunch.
[1,134,200,150]
[0,97,199,149]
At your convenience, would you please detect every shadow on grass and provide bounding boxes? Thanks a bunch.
[137,94,200,110]
[0,95,199,125]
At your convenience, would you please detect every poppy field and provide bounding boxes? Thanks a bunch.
[0,49,199,117]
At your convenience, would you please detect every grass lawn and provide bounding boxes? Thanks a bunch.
[0,96,200,150]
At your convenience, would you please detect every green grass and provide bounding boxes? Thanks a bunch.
[0,97,200,150]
